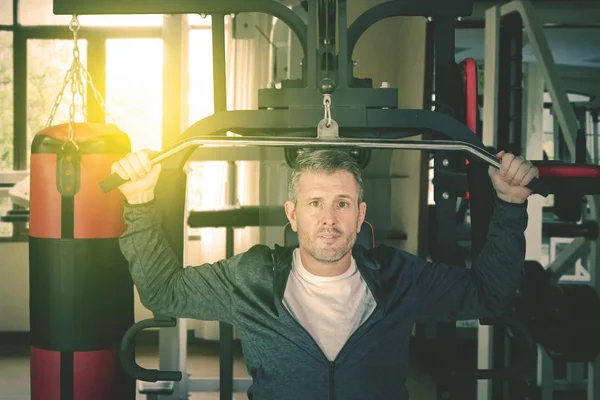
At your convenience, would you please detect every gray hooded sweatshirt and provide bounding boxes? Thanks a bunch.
[119,199,527,400]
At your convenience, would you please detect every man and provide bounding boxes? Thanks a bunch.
[113,148,537,400]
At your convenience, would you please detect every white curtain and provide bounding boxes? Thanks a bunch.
[190,14,272,341]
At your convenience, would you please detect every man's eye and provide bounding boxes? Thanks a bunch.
[309,201,320,207]
[338,201,348,208]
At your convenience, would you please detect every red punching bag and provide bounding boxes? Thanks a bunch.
[29,122,136,400]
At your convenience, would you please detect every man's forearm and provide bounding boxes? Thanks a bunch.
[118,202,183,311]
[118,202,240,322]
[470,198,528,312]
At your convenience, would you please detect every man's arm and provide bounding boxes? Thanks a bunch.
[413,152,537,321]
[119,201,243,324]
[112,150,253,324]
[413,198,527,322]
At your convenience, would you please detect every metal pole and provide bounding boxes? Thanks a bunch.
[13,21,26,170]
[337,0,349,89]
[306,0,317,88]
[152,138,502,169]
[211,13,235,400]
[592,110,599,164]
[433,15,459,400]
[495,12,524,400]
[496,15,510,153]
[507,13,523,156]
[100,137,557,198]
[480,12,502,395]
[213,14,228,113]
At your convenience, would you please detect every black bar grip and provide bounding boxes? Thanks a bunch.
[99,172,127,194]
[119,316,183,382]
[526,177,551,198]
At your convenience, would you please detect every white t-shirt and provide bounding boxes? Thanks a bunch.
[282,248,377,361]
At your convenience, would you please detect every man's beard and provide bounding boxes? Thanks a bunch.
[298,225,357,263]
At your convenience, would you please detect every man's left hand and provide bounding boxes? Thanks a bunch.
[488,151,539,204]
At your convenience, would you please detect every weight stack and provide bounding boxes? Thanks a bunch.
[29,122,135,400]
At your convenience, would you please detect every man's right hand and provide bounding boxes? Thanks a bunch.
[111,150,162,204]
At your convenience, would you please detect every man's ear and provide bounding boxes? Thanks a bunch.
[284,200,298,232]
[357,202,367,232]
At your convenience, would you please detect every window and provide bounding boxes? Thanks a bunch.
[27,39,87,167]
[0,31,13,171]
[106,39,163,152]
[186,25,225,247]
[188,28,214,124]
[186,25,219,220]
[187,25,221,247]
[5,3,167,241]
[0,0,12,24]
[3,4,222,242]
[0,31,14,238]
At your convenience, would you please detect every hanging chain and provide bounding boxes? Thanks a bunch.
[324,0,329,81]
[73,18,87,126]
[66,15,81,150]
[82,67,115,125]
[45,15,116,151]
[323,94,332,128]
[45,68,73,129]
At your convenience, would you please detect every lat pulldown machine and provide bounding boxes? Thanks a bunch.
[45,1,583,400]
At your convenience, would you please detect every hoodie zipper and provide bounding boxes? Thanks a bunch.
[273,250,380,400]
[325,308,379,400]
[279,304,337,397]
[329,361,335,400]
[279,301,381,400]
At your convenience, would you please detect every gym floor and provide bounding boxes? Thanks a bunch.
[0,341,437,399]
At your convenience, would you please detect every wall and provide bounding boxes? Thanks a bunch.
[348,0,428,255]
[0,243,30,331]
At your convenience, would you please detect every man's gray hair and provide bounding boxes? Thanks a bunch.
[288,149,364,204]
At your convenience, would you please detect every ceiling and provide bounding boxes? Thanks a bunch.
[456,1,600,68]
[455,27,600,69]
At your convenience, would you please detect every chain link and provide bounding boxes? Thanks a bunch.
[44,15,116,151]
[74,38,87,121]
[64,15,81,150]
[82,66,116,125]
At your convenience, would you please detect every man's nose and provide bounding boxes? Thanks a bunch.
[320,206,337,225]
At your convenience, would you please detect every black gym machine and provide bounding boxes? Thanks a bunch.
[474,7,600,400]
[48,1,600,400]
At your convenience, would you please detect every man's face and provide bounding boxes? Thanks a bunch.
[284,170,367,263]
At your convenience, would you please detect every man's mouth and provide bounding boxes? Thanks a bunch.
[317,232,341,240]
